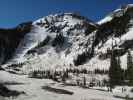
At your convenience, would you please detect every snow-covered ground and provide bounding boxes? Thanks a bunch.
[112,86,133,99]
[0,71,130,100]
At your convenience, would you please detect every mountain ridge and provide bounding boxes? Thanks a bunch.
[1,4,133,73]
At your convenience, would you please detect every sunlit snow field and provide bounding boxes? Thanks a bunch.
[0,71,130,100]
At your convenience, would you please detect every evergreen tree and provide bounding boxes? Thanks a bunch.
[127,50,133,86]
[109,52,123,89]
[127,50,133,68]
[62,71,67,83]
[83,76,86,87]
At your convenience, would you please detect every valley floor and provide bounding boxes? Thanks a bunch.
[0,71,126,100]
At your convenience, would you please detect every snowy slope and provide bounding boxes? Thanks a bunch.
[10,26,50,63]
[0,71,124,100]
[93,4,133,70]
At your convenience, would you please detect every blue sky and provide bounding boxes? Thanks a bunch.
[0,0,133,28]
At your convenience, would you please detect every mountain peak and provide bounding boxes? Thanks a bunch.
[3,12,97,67]
[33,12,97,29]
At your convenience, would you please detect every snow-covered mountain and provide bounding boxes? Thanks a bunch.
[1,4,133,73]
[1,13,97,72]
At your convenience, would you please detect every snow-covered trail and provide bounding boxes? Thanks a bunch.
[0,71,123,100]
